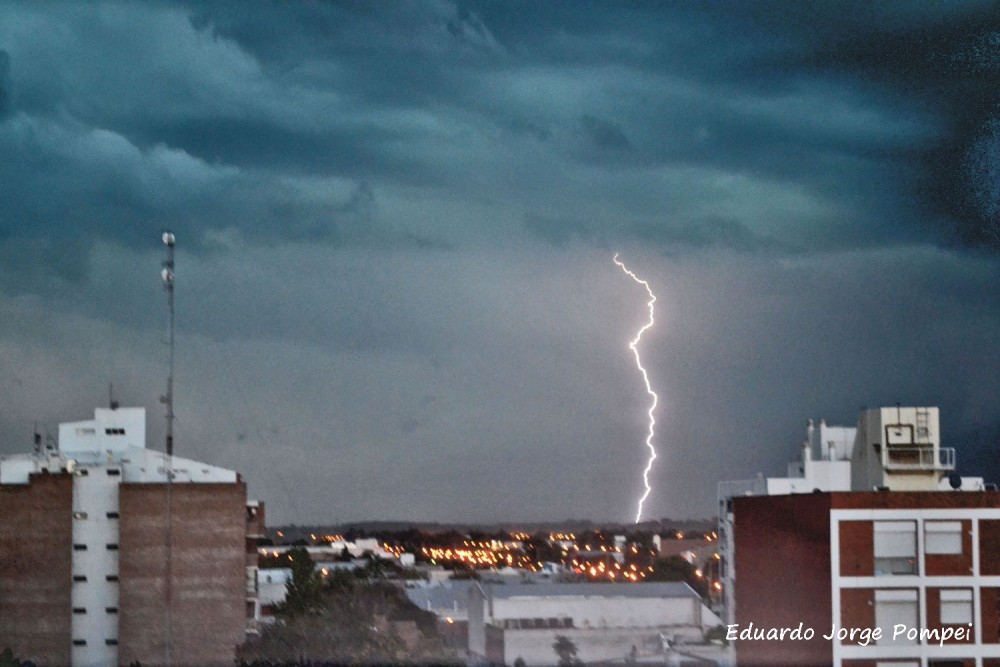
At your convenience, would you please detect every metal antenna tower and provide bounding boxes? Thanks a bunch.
[160,230,176,666]
[161,231,175,456]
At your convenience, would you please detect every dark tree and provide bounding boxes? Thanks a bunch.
[553,635,580,666]
[278,547,324,617]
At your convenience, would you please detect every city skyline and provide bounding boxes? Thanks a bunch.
[0,2,998,524]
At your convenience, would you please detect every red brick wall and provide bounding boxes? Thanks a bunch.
[839,521,873,576]
[732,493,833,667]
[839,588,874,642]
[925,520,972,576]
[982,588,1000,644]
[0,472,73,666]
[118,481,247,667]
[981,520,1000,575]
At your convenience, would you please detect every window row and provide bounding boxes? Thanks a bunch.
[72,575,119,582]
[72,607,118,614]
[841,587,974,648]
[72,510,121,521]
[874,520,964,575]
[72,543,119,551]
[72,639,118,646]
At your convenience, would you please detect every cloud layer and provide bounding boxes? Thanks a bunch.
[0,2,997,523]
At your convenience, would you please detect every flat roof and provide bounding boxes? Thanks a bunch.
[485,581,699,600]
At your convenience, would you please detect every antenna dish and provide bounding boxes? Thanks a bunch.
[162,231,175,246]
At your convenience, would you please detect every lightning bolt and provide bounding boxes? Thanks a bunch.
[613,253,659,524]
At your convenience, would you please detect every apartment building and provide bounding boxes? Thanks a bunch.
[721,407,998,667]
[0,406,263,667]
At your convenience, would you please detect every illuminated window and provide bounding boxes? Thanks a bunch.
[940,589,973,625]
[925,521,963,555]
[874,521,916,575]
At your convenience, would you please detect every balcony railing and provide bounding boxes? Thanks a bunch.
[884,446,955,471]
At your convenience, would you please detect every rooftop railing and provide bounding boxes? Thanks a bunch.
[884,445,955,471]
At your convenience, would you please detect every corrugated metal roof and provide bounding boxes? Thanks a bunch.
[404,580,476,611]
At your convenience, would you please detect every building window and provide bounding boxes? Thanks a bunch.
[106,544,119,551]
[73,512,88,520]
[72,639,86,646]
[875,589,918,645]
[106,469,121,476]
[73,544,87,551]
[106,511,120,519]
[106,575,119,582]
[75,428,95,436]
[105,639,118,646]
[940,589,973,625]
[73,575,87,582]
[72,607,86,614]
[104,428,125,435]
[874,521,916,575]
[926,521,963,555]
[106,607,118,614]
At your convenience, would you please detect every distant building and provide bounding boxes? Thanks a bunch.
[719,407,998,667]
[467,581,720,666]
[0,406,264,667]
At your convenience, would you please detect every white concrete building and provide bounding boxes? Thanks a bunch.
[468,582,720,666]
[0,406,260,667]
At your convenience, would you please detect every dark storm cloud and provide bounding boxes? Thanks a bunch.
[3,0,998,266]
[1,2,998,523]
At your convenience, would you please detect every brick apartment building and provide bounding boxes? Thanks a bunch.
[721,407,1000,667]
[0,406,265,667]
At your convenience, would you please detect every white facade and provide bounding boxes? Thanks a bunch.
[468,582,714,666]
[767,418,855,495]
[0,406,248,667]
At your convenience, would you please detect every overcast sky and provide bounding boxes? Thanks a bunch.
[1,1,998,525]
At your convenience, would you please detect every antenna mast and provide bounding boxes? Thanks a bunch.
[161,231,175,456]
